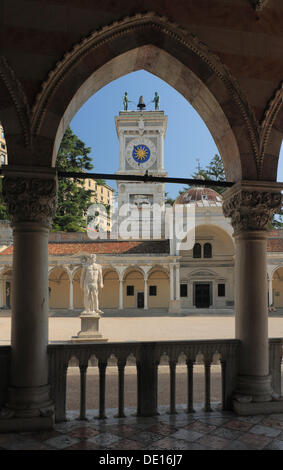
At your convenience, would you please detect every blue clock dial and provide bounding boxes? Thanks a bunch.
[132,144,151,164]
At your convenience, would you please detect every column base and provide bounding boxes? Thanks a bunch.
[72,311,108,343]
[0,384,54,432]
[0,415,54,433]
[233,398,283,416]
[234,374,273,403]
[168,300,181,314]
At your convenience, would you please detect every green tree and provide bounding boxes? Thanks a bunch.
[205,154,226,194]
[178,154,225,196]
[52,127,97,232]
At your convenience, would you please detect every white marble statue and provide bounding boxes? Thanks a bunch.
[80,254,104,314]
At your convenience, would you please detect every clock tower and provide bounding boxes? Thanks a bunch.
[115,101,167,238]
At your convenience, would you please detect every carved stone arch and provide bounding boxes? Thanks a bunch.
[102,265,119,281]
[271,264,283,280]
[30,12,261,181]
[259,81,283,180]
[48,265,71,283]
[0,56,31,153]
[123,265,145,281]
[147,264,170,279]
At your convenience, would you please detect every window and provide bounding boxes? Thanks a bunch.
[193,243,201,258]
[180,284,188,297]
[204,243,212,258]
[218,284,225,297]
[149,285,157,296]
[127,285,134,296]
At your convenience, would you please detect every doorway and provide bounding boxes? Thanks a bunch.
[194,283,211,308]
[137,292,144,308]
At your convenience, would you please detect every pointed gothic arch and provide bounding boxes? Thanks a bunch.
[26,13,263,181]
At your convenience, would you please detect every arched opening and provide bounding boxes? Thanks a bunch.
[147,268,169,309]
[0,268,12,310]
[73,268,84,309]
[28,14,259,182]
[48,267,70,309]
[100,268,119,309]
[272,267,283,309]
[193,243,202,259]
[0,122,8,166]
[204,242,212,259]
[123,268,144,309]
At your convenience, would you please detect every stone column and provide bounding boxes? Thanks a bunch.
[69,277,74,310]
[144,276,148,310]
[118,279,123,310]
[116,266,126,311]
[169,262,181,313]
[142,266,151,311]
[175,263,180,301]
[268,277,273,307]
[0,166,57,431]
[223,181,282,414]
[169,263,174,301]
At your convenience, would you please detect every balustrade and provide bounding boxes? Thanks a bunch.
[1,338,282,424]
[48,339,242,422]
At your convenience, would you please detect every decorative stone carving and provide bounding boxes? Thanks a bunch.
[31,12,259,175]
[223,186,282,233]
[251,0,269,11]
[259,81,283,177]
[2,176,57,227]
[0,56,31,148]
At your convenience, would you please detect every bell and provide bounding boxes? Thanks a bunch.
[137,96,146,110]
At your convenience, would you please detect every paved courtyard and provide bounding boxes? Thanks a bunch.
[1,311,283,451]
[2,407,283,450]
[0,309,283,344]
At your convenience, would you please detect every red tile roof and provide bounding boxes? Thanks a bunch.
[1,240,170,256]
[267,239,283,252]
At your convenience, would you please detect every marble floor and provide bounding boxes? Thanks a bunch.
[1,405,283,451]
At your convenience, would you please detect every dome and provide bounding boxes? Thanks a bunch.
[174,187,223,206]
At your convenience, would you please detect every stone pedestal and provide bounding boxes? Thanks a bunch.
[72,311,108,342]
[168,300,181,314]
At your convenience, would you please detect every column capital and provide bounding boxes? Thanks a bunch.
[2,165,57,228]
[222,181,282,234]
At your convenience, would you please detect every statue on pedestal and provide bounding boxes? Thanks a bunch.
[80,254,103,314]
[72,254,107,342]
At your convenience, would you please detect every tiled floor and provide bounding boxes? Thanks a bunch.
[1,405,283,450]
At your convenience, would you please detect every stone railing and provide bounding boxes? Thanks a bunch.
[48,339,242,423]
[0,339,282,423]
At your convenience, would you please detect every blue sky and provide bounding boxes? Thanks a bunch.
[70,70,283,199]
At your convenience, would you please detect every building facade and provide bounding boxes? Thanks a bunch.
[0,108,283,313]
[0,123,7,166]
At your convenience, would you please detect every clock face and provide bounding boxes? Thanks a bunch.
[132,144,151,164]
[126,138,156,170]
